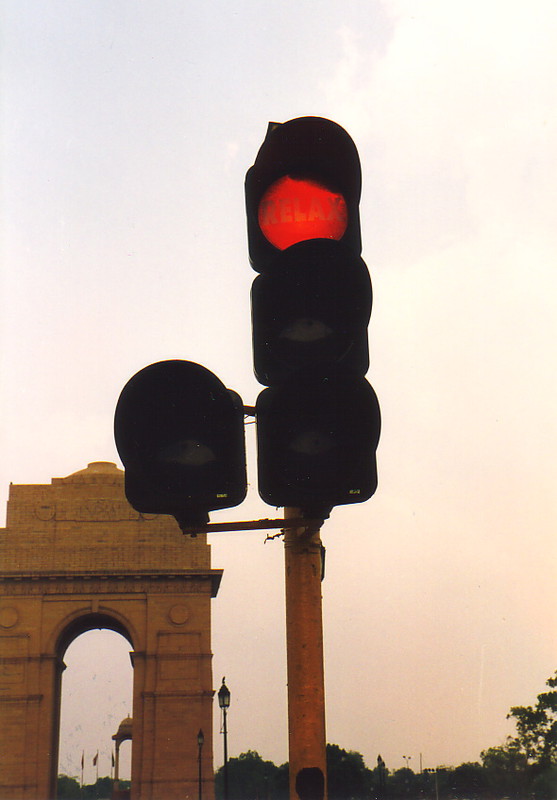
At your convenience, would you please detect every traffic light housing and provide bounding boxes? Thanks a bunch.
[256,368,381,516]
[246,117,380,515]
[114,360,247,529]
[245,116,363,269]
[251,238,371,385]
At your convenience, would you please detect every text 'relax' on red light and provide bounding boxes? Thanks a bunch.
[258,175,348,251]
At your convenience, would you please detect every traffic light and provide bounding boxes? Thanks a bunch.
[245,116,363,269]
[251,238,371,385]
[256,367,381,516]
[246,116,381,516]
[114,360,247,529]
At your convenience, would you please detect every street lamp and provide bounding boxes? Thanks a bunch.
[197,729,204,800]
[403,755,412,769]
[218,678,231,800]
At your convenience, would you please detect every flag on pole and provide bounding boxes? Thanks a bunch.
[81,752,84,769]
[112,752,115,768]
[93,752,98,766]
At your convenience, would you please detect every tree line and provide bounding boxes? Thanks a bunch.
[215,671,557,800]
[56,776,130,799]
[57,671,556,799]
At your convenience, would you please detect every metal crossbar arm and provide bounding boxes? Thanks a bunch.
[179,516,324,536]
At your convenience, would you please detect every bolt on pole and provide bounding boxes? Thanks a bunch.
[284,507,327,800]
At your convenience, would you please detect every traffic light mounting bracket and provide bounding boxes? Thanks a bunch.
[178,515,325,537]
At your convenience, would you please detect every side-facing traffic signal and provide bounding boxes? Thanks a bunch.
[246,116,381,516]
[114,360,247,529]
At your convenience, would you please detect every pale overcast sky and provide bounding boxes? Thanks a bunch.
[2,0,556,785]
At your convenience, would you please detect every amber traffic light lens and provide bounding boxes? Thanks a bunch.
[258,176,348,250]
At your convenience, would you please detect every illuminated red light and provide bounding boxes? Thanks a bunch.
[258,175,348,250]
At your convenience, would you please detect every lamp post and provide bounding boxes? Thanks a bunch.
[218,678,231,800]
[197,729,204,800]
[403,755,412,769]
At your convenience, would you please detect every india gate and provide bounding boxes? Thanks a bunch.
[0,461,222,800]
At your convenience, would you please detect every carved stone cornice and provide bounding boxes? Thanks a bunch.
[0,569,223,596]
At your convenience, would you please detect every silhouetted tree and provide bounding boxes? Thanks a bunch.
[272,762,290,800]
[215,745,375,800]
[447,762,489,799]
[83,776,118,798]
[481,741,529,799]
[57,775,81,799]
[387,767,420,799]
[508,671,557,771]
[478,670,557,799]
[531,764,557,800]
[326,744,372,800]
[215,750,280,800]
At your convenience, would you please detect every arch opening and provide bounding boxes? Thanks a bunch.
[57,626,134,795]
[57,612,134,659]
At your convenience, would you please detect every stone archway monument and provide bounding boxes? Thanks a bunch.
[0,462,222,800]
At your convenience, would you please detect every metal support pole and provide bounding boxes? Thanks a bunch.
[284,508,327,800]
[197,730,204,800]
[222,706,229,800]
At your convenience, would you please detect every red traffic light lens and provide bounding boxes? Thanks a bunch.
[258,176,348,250]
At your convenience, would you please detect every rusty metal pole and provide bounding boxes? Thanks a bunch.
[284,507,327,800]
